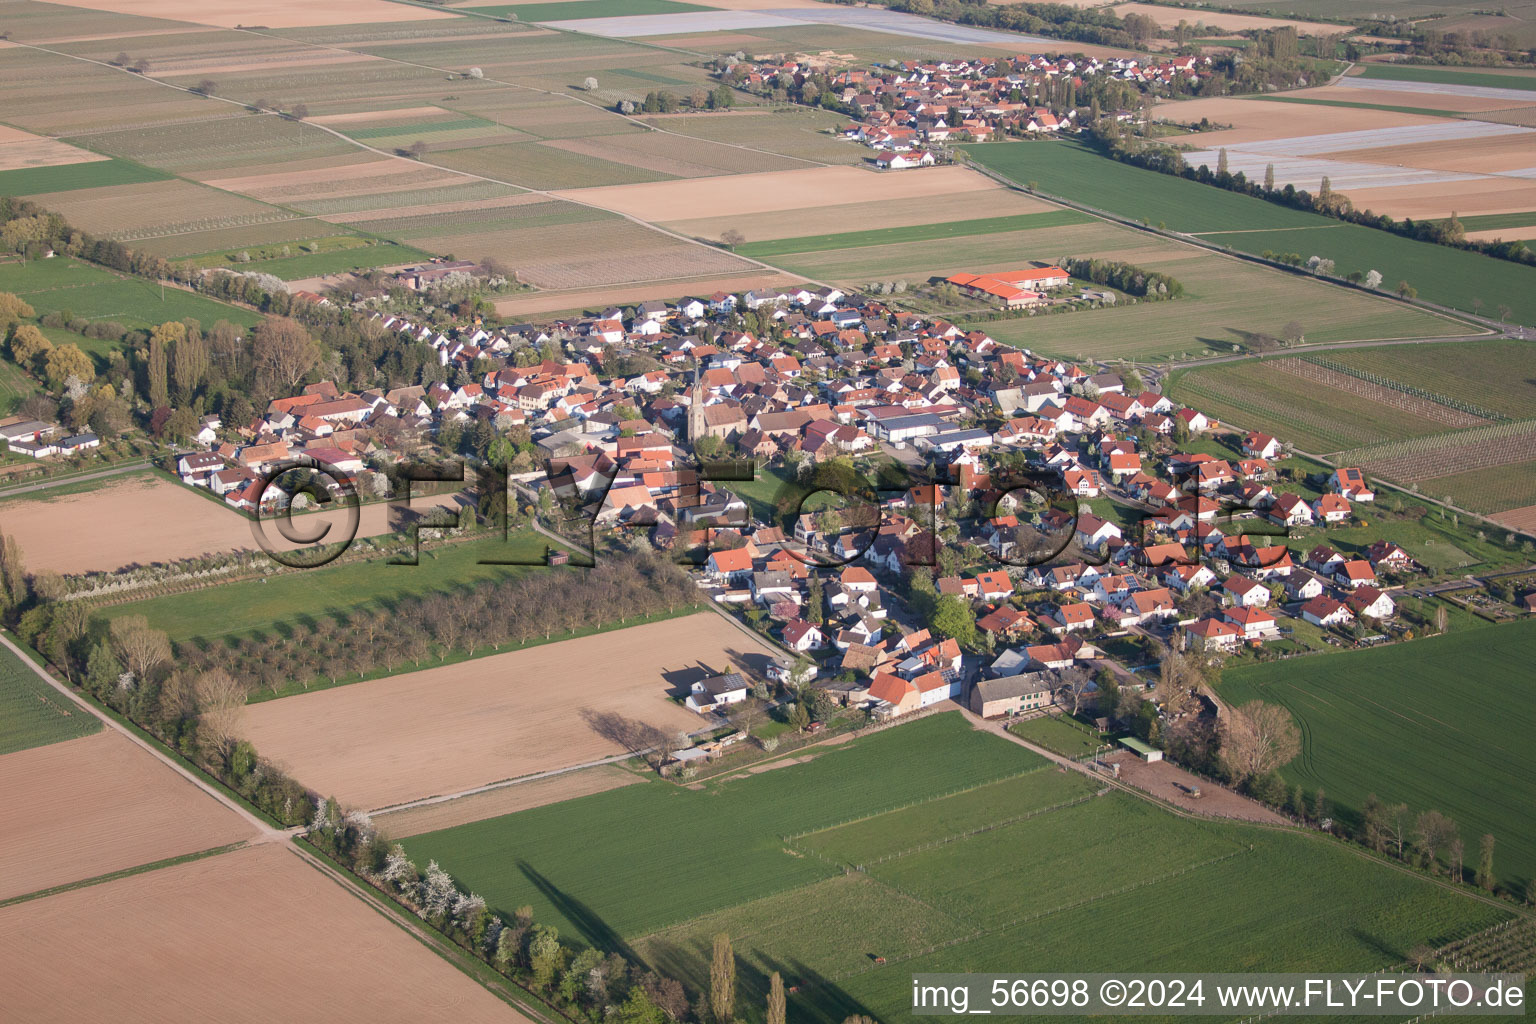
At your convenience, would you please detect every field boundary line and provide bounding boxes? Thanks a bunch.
[854,788,1106,868]
[829,845,1256,981]
[0,840,251,909]
[781,764,1051,843]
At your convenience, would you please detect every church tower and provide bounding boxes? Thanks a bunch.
[686,358,706,443]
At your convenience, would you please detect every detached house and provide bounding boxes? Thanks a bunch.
[685,672,751,713]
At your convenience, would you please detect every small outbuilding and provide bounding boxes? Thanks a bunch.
[1118,736,1163,762]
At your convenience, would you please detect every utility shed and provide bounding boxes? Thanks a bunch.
[1119,736,1163,762]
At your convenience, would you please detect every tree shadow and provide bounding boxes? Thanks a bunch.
[517,860,638,961]
[579,708,670,759]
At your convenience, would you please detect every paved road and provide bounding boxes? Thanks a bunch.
[0,460,151,499]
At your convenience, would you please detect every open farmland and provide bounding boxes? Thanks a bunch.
[1166,359,1471,454]
[734,210,1095,259]
[23,178,301,249]
[406,712,1509,1024]
[23,0,460,29]
[0,255,260,329]
[235,613,777,811]
[1334,419,1536,491]
[0,641,100,756]
[964,139,1536,325]
[0,729,253,902]
[0,157,172,197]
[1321,340,1536,420]
[1422,459,1536,517]
[0,845,530,1024]
[0,124,111,172]
[1220,619,1536,893]
[638,108,867,166]
[0,473,462,575]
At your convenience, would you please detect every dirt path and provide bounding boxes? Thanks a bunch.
[0,631,293,845]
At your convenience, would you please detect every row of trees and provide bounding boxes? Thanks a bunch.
[311,806,867,1023]
[1087,125,1535,269]
[172,551,701,696]
[1060,256,1184,299]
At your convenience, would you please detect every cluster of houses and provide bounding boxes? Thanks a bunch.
[186,266,1438,725]
[720,52,1209,155]
[0,417,99,460]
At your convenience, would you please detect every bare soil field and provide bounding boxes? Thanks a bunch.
[556,164,997,221]
[0,730,254,902]
[0,125,109,171]
[152,51,384,77]
[1344,177,1536,220]
[1162,96,1438,146]
[202,155,406,195]
[310,106,448,126]
[324,192,547,224]
[493,270,804,316]
[31,0,458,29]
[0,844,530,1024]
[236,613,782,810]
[1466,225,1536,242]
[375,765,642,837]
[1103,752,1288,824]
[543,134,806,178]
[1316,85,1515,114]
[663,188,1054,243]
[1491,504,1536,531]
[1108,3,1345,34]
[1318,132,1536,174]
[0,474,463,575]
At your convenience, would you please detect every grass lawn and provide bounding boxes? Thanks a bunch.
[734,210,1094,259]
[1220,618,1536,895]
[0,638,100,755]
[0,158,171,197]
[468,0,711,20]
[1008,713,1105,758]
[95,530,557,645]
[0,257,260,329]
[1352,64,1536,92]
[411,710,1513,1023]
[963,139,1536,325]
[0,358,40,415]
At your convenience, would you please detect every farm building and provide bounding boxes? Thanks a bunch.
[1119,736,1163,762]
[970,671,1058,718]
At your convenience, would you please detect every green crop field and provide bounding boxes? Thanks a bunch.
[1008,713,1105,758]
[734,210,1095,259]
[1220,619,1536,893]
[0,158,171,197]
[964,140,1536,325]
[96,529,558,645]
[1445,212,1536,233]
[1166,360,1463,454]
[1247,95,1469,118]
[1419,457,1536,514]
[0,257,260,329]
[0,640,101,756]
[409,711,1512,1023]
[1353,64,1536,92]
[468,0,712,20]
[1322,340,1536,420]
[402,714,1042,938]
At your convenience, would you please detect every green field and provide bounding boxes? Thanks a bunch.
[407,712,1510,1023]
[468,0,711,19]
[1322,340,1536,420]
[0,639,101,756]
[0,158,171,197]
[734,210,1095,259]
[1221,619,1536,893]
[1444,211,1536,233]
[964,140,1536,325]
[1352,64,1536,92]
[1247,95,1469,118]
[0,257,260,329]
[1008,713,1105,758]
[1420,457,1536,515]
[1166,359,1463,454]
[97,530,558,645]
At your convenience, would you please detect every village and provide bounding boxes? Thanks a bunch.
[121,263,1455,749]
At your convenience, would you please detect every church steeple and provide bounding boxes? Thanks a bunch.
[686,357,706,443]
